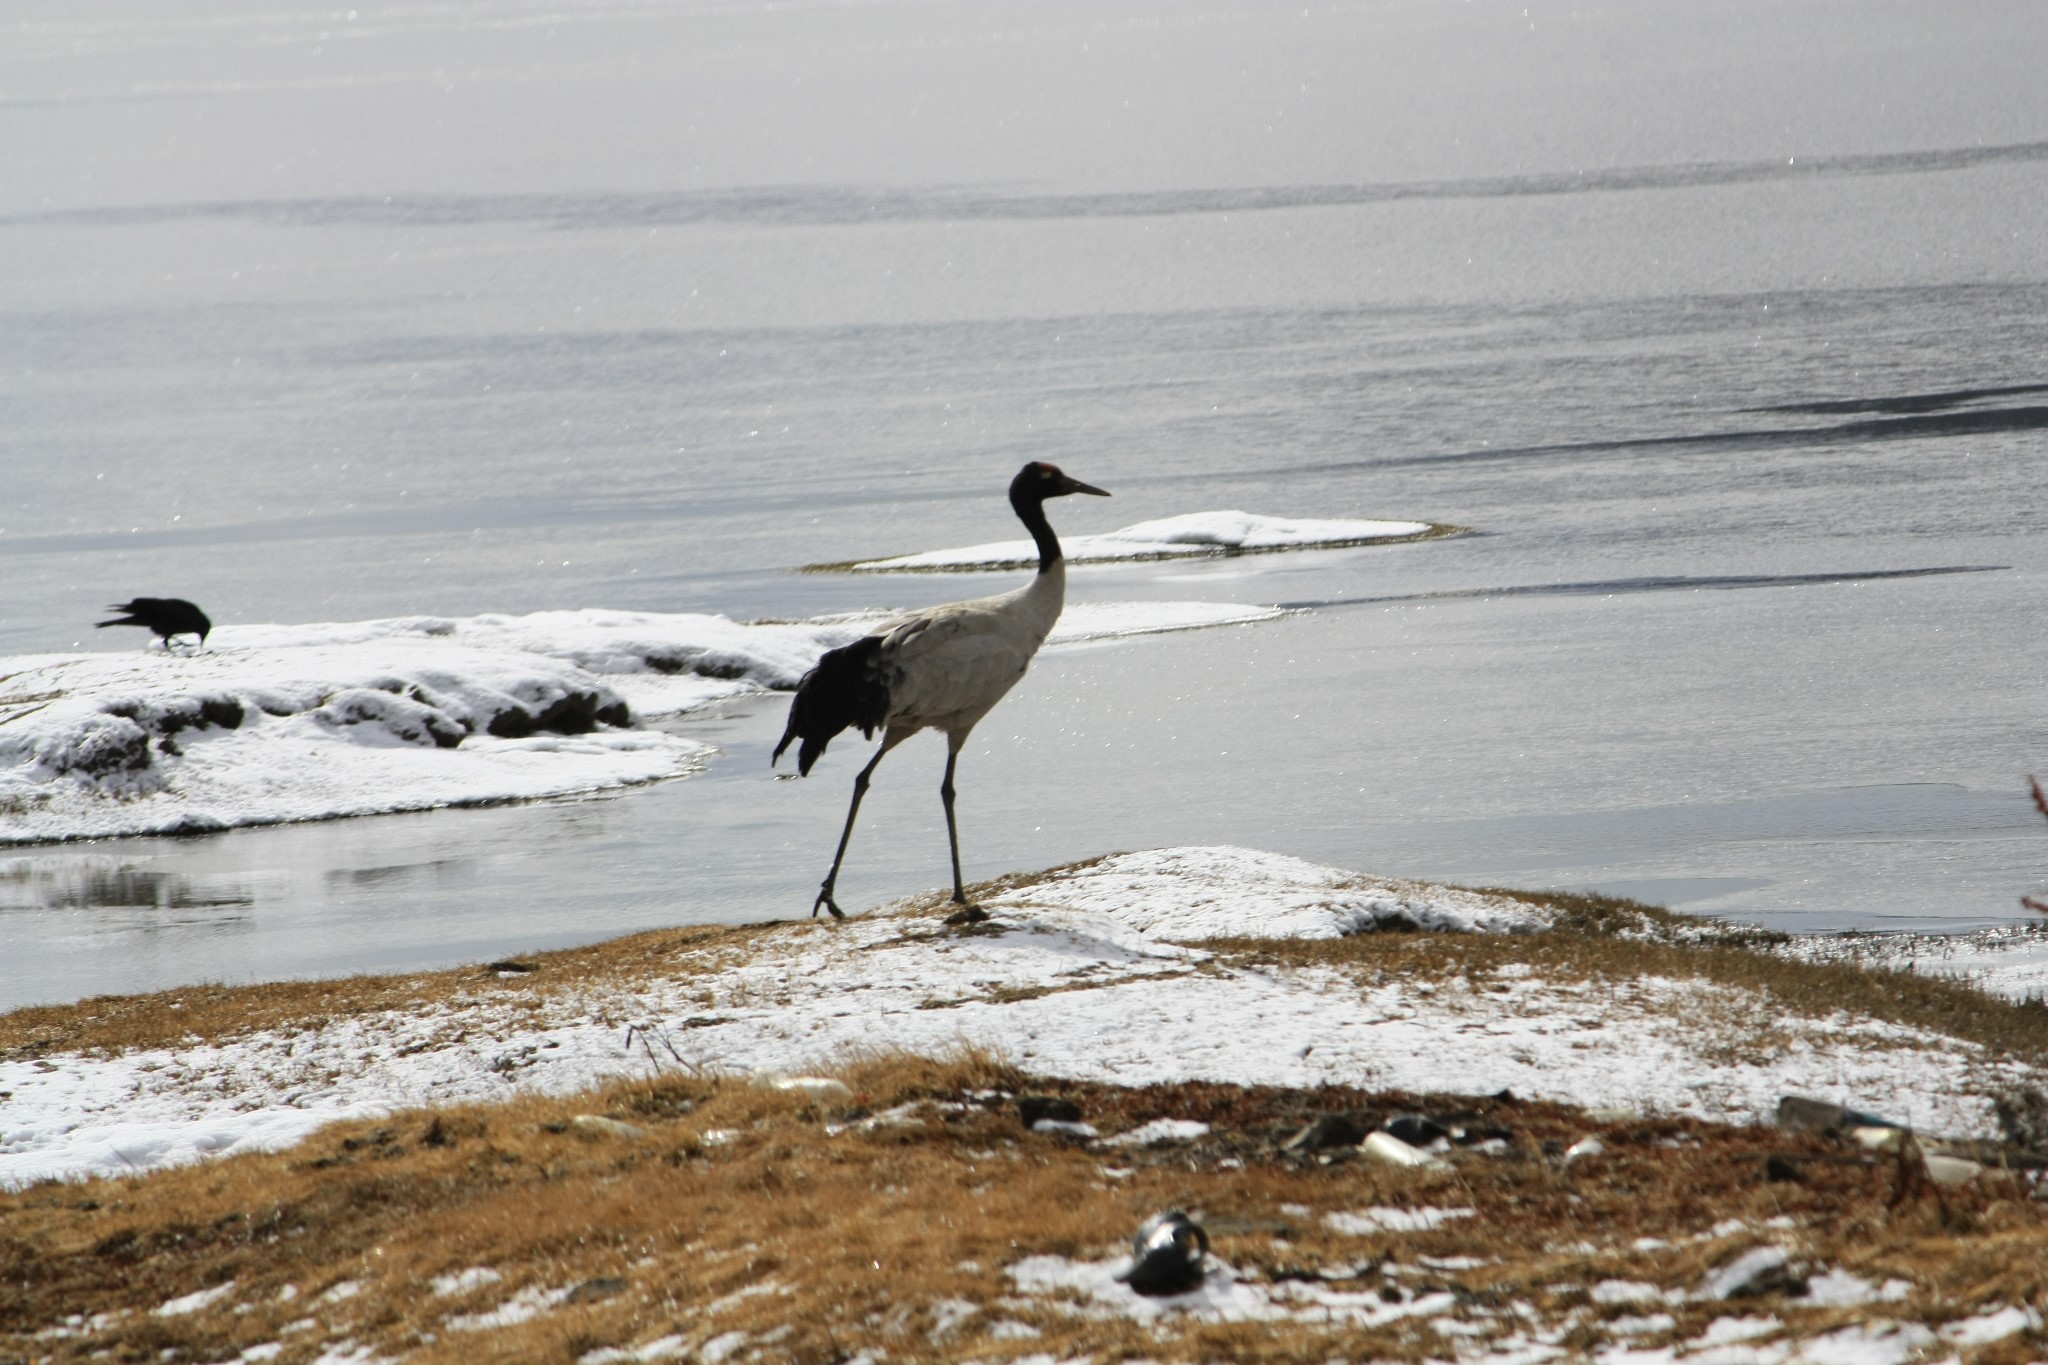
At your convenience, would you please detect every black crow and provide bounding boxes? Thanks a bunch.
[98,598,212,649]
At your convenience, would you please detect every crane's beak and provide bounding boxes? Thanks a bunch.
[1062,476,1110,497]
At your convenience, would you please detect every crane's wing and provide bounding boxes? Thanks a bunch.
[877,605,1042,726]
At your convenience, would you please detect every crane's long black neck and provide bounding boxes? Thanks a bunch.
[1011,491,1063,575]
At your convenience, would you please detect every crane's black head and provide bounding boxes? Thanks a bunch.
[1010,461,1110,508]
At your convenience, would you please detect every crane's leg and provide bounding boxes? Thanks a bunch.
[940,738,967,905]
[812,729,909,920]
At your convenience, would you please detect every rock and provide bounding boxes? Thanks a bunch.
[1030,1118,1099,1139]
[1775,1095,1902,1135]
[1283,1112,1370,1153]
[1446,1117,1514,1145]
[104,694,245,737]
[1776,1096,1846,1134]
[1017,1095,1083,1129]
[1359,1131,1446,1169]
[1851,1125,1905,1152]
[565,1276,629,1304]
[750,1071,855,1103]
[1922,1154,1983,1188]
[315,688,466,748]
[1115,1212,1209,1297]
[1563,1136,1605,1163]
[1702,1245,1805,1300]
[41,714,153,777]
[1383,1113,1448,1147]
[568,1115,647,1141]
[1994,1087,2048,1152]
[485,689,629,738]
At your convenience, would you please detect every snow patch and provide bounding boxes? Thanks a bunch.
[1104,1118,1211,1147]
[1326,1206,1478,1235]
[0,603,1283,844]
[446,1283,575,1332]
[980,846,1556,939]
[154,1281,237,1317]
[842,510,1440,571]
[3,845,2040,1189]
[1006,1252,1459,1326]
[432,1267,503,1297]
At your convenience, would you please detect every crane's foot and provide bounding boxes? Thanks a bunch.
[811,887,846,920]
[943,903,989,927]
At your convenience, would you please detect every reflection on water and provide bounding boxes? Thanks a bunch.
[326,859,471,890]
[0,860,255,913]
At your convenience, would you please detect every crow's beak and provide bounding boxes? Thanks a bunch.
[1064,477,1110,497]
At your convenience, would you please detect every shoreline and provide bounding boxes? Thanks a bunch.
[7,846,2045,1190]
[5,845,2047,1362]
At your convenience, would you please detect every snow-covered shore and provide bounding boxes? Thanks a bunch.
[5,846,2040,1190]
[0,602,1285,844]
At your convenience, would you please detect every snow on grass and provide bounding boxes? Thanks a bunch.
[431,1267,503,1297]
[833,510,1445,572]
[0,603,1280,845]
[1940,1305,2042,1346]
[981,845,1556,938]
[1779,921,2048,1005]
[1803,1271,1913,1308]
[580,1334,689,1363]
[153,1280,237,1317]
[5,847,2043,1190]
[445,1284,576,1332]
[1006,1252,1461,1326]
[1102,1117,1210,1147]
[1325,1206,1476,1235]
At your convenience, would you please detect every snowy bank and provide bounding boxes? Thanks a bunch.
[0,602,1284,845]
[4,846,2040,1189]
[825,509,1450,572]
[1780,921,2048,1006]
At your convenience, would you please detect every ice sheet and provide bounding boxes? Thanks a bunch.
[838,510,1441,571]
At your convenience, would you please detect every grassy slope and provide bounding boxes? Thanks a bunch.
[4,885,2048,1362]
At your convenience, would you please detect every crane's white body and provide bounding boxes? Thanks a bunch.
[867,559,1065,743]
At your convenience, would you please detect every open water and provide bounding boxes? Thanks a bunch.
[2,0,2045,1008]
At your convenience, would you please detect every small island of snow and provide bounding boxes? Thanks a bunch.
[820,510,1457,573]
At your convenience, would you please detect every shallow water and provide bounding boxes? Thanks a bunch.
[3,1,2046,1009]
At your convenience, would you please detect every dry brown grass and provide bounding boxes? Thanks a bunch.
[5,1051,2047,1364]
[1213,896,2048,1065]
[13,871,2037,1071]
[0,922,788,1062]
[8,874,2048,1361]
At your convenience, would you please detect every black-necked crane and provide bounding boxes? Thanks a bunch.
[774,461,1110,919]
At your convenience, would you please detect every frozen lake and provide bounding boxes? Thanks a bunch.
[3,0,2046,1009]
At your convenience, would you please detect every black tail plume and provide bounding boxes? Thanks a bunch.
[773,635,893,776]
